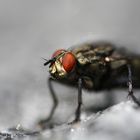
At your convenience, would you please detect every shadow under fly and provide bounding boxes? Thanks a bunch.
[39,41,140,129]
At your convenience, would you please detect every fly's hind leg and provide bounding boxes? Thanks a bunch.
[38,77,58,129]
[127,64,140,106]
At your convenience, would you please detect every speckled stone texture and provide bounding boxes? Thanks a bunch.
[1,100,140,140]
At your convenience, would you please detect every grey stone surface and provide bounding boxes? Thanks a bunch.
[1,100,140,140]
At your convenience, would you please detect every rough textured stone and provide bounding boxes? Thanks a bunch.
[1,100,140,140]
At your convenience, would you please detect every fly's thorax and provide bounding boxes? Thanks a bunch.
[71,42,114,66]
[49,49,77,79]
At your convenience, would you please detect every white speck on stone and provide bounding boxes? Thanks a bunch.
[70,128,74,132]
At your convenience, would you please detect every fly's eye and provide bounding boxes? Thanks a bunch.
[52,49,65,58]
[62,52,76,72]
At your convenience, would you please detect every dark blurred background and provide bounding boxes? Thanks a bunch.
[0,0,140,130]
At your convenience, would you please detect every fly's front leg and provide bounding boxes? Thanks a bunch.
[38,77,58,129]
[69,78,83,124]
[127,64,140,106]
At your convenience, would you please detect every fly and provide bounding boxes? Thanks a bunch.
[39,41,140,129]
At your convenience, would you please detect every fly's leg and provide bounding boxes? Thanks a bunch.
[69,78,83,124]
[75,78,83,122]
[38,77,58,129]
[127,64,140,106]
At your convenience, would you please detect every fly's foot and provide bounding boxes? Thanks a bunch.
[68,118,80,125]
[127,91,140,107]
[37,119,54,130]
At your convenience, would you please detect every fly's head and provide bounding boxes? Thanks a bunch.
[44,49,76,79]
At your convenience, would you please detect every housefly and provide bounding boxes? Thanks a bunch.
[39,41,140,129]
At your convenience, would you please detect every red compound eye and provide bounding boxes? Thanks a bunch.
[62,52,76,72]
[52,49,65,58]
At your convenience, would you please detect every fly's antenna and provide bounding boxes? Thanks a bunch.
[42,57,56,66]
[42,51,66,66]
